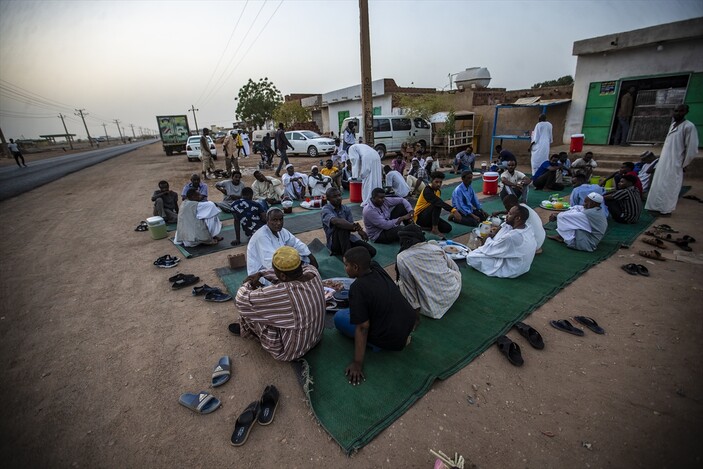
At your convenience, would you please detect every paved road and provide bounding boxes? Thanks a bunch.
[0,140,157,202]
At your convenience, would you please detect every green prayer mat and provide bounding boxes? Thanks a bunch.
[299,209,655,454]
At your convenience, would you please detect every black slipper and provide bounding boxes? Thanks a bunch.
[514,322,544,350]
[495,335,523,366]
[172,275,199,290]
[675,241,692,252]
[257,385,280,426]
[231,401,260,446]
[635,264,650,277]
[680,235,696,243]
[621,263,639,275]
[574,316,605,334]
[228,323,241,336]
[549,319,584,336]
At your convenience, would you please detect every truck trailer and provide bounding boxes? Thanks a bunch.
[156,115,190,156]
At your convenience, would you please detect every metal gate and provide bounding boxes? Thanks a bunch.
[629,88,686,143]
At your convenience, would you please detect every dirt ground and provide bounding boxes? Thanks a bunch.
[0,142,701,468]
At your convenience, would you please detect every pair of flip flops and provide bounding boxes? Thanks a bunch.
[231,385,280,446]
[645,231,695,250]
[178,356,233,415]
[550,316,605,336]
[135,221,148,232]
[192,284,232,302]
[154,255,180,268]
[621,263,650,276]
[169,273,200,289]
[495,322,545,367]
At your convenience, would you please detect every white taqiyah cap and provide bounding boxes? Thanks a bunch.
[285,164,294,169]
[587,192,603,204]
[311,165,318,170]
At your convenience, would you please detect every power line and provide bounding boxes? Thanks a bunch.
[201,0,285,106]
[199,0,273,106]
[195,0,250,105]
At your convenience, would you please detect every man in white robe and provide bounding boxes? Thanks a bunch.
[547,192,608,252]
[645,104,699,215]
[246,208,318,275]
[529,114,553,175]
[240,130,251,157]
[174,189,223,247]
[282,164,309,200]
[497,194,545,253]
[466,205,536,278]
[307,165,334,197]
[347,143,383,207]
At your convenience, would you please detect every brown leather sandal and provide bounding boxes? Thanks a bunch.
[638,249,666,261]
[642,237,666,249]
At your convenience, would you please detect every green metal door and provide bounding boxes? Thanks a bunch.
[338,111,349,134]
[684,72,703,145]
[581,81,619,144]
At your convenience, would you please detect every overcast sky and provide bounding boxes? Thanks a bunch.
[1,0,701,140]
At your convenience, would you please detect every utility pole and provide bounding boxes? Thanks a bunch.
[188,105,200,133]
[129,123,137,139]
[114,119,125,143]
[75,109,94,147]
[101,123,110,143]
[0,126,10,159]
[359,0,374,147]
[58,113,74,149]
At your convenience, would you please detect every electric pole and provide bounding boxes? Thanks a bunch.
[75,109,94,147]
[0,126,9,159]
[58,113,74,149]
[359,0,374,147]
[129,123,137,139]
[114,119,125,143]
[188,105,200,133]
[101,123,110,143]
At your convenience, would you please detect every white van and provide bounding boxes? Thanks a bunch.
[341,115,431,158]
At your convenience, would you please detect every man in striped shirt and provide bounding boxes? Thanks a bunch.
[233,246,326,361]
[603,174,643,224]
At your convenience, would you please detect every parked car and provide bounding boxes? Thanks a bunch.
[185,135,218,162]
[341,115,431,158]
[284,130,335,157]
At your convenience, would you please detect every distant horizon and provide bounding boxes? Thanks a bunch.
[1,0,701,140]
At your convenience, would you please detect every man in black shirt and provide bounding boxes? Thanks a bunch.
[151,180,179,223]
[334,247,417,385]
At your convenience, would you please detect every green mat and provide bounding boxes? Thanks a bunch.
[300,209,655,454]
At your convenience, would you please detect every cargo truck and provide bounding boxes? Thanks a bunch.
[156,115,190,156]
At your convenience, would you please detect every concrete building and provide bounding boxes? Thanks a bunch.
[564,17,703,146]
[304,78,435,135]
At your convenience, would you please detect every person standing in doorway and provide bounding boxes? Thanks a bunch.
[645,104,699,216]
[614,87,636,146]
[274,123,294,177]
[528,114,552,175]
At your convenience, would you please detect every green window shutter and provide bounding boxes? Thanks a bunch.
[338,111,350,134]
[581,81,618,145]
[373,106,381,115]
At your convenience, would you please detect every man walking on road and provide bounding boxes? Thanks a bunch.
[8,139,27,168]
[274,123,294,177]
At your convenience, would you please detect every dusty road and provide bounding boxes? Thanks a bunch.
[0,142,701,468]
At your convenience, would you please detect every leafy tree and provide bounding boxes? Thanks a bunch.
[235,78,283,128]
[532,75,574,89]
[398,94,450,121]
[272,101,311,127]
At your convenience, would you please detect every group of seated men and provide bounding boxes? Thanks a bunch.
[155,148,651,384]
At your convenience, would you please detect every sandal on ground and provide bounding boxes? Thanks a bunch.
[154,255,180,268]
[192,284,220,296]
[549,319,584,337]
[178,391,221,415]
[514,322,544,350]
[257,385,280,426]
[680,235,696,243]
[495,335,524,366]
[676,242,692,252]
[205,290,232,302]
[573,316,605,334]
[621,263,639,275]
[135,221,148,232]
[168,272,192,283]
[638,250,665,261]
[642,237,666,249]
[653,224,678,233]
[228,323,241,336]
[211,356,231,388]
[635,264,650,277]
[172,275,200,289]
[231,401,260,446]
